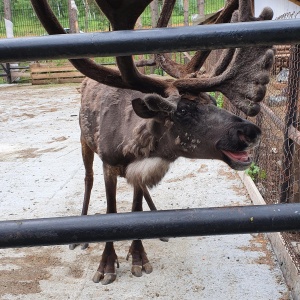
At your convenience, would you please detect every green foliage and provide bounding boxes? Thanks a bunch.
[209,92,224,108]
[154,68,164,76]
[12,0,33,10]
[245,162,267,181]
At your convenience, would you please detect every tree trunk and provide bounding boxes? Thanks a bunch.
[136,16,145,74]
[183,0,189,64]
[150,0,159,74]
[150,0,159,28]
[68,0,79,33]
[4,0,12,21]
[183,0,189,26]
[4,0,13,83]
[197,0,205,17]
[84,0,89,32]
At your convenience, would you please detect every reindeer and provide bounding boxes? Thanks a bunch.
[31,0,274,285]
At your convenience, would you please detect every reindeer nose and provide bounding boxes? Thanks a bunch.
[237,121,261,145]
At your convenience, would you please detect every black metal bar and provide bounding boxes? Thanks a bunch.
[0,19,300,63]
[0,204,299,249]
[5,63,11,83]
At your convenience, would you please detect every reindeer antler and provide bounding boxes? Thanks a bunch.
[153,0,274,115]
[31,0,172,96]
[31,0,274,116]
[173,1,274,116]
[155,0,239,78]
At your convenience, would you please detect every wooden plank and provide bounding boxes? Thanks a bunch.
[31,71,84,80]
[32,77,84,85]
[30,62,85,85]
[31,65,81,73]
[30,62,116,85]
[11,71,31,78]
[288,0,300,6]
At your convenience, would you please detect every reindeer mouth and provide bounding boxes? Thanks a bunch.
[221,149,252,170]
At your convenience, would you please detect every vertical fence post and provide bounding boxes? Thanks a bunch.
[5,63,12,84]
[68,0,79,33]
[280,44,300,203]
[4,0,12,83]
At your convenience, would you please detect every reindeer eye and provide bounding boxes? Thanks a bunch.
[178,108,187,115]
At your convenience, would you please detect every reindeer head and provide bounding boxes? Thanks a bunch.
[131,92,261,170]
[31,0,275,117]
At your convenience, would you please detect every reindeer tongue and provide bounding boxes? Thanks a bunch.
[222,150,250,162]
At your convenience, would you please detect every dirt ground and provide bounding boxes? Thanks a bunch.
[0,83,292,299]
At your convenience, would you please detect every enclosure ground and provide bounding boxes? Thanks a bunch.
[0,83,292,299]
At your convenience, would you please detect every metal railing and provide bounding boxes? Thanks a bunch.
[0,19,300,63]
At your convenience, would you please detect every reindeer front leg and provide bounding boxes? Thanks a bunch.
[69,137,94,250]
[127,185,153,277]
[93,163,119,285]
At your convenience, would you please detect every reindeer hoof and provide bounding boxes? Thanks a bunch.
[159,237,169,242]
[101,273,117,285]
[143,262,153,274]
[69,243,79,250]
[92,271,103,283]
[69,243,89,250]
[92,271,116,284]
[81,243,89,250]
[131,265,143,277]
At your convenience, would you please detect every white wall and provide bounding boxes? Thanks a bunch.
[255,0,300,19]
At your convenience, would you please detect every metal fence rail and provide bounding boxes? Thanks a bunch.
[0,204,300,249]
[0,19,300,62]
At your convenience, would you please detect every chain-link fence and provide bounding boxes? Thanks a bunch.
[219,11,300,273]
[0,0,225,38]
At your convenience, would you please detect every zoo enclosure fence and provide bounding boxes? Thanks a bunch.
[0,4,300,287]
[217,11,300,273]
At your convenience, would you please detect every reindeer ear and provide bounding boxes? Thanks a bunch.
[132,94,178,119]
[132,98,158,119]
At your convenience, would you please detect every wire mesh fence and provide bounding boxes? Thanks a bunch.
[0,0,225,38]
[219,11,300,273]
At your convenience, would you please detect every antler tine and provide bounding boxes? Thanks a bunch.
[174,0,275,116]
[214,0,238,23]
[185,0,239,74]
[155,0,239,79]
[155,0,188,79]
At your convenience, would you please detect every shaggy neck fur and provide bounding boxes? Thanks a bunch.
[125,157,171,188]
[123,122,157,158]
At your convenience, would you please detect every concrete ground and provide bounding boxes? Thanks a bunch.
[0,84,291,299]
